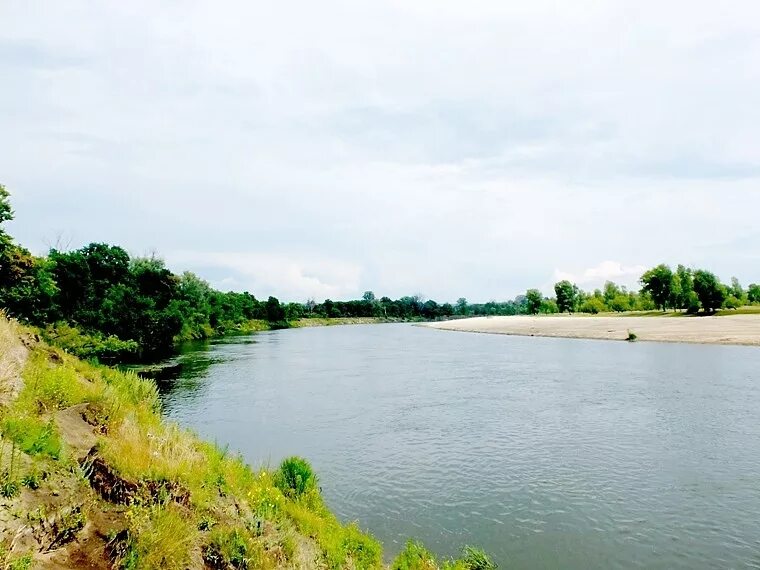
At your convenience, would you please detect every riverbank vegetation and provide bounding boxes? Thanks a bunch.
[0,316,496,568]
[1,185,757,364]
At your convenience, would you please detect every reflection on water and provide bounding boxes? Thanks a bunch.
[156,324,760,570]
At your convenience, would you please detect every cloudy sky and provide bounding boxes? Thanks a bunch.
[2,1,758,302]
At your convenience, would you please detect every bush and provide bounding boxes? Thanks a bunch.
[723,295,742,310]
[41,323,139,363]
[274,456,318,499]
[579,297,606,314]
[626,330,637,342]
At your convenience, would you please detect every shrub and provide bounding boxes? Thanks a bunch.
[723,295,742,310]
[626,330,637,342]
[274,456,318,499]
[41,323,139,363]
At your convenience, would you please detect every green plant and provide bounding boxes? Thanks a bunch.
[626,330,637,342]
[49,506,86,549]
[204,528,251,569]
[392,540,437,570]
[274,456,318,499]
[1,416,61,459]
[461,546,497,570]
[7,554,33,570]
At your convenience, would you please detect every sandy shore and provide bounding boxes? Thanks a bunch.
[425,314,760,346]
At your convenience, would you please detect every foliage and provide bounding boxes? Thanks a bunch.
[554,280,576,313]
[525,289,543,315]
[749,283,760,304]
[40,323,139,362]
[640,264,674,311]
[274,456,318,499]
[1,416,61,459]
[579,296,606,314]
[693,270,727,313]
[392,540,438,570]
[460,546,497,570]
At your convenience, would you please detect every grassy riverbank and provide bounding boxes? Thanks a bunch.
[0,316,493,569]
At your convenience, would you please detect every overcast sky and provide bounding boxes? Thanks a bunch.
[2,1,759,302]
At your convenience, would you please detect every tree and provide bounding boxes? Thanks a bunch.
[554,280,576,313]
[455,297,469,316]
[525,289,543,315]
[674,265,693,310]
[579,296,606,314]
[640,264,675,311]
[602,281,621,306]
[362,291,376,303]
[692,270,726,313]
[265,296,286,322]
[729,277,745,302]
[0,184,13,225]
[748,283,760,304]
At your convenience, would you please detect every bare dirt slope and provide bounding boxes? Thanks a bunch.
[426,314,760,346]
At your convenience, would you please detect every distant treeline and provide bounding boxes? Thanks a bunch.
[525,264,759,316]
[1,185,758,361]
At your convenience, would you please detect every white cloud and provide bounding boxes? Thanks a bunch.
[1,1,759,301]
[553,261,648,292]
[167,251,362,301]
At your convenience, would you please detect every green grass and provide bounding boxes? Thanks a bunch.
[0,317,496,569]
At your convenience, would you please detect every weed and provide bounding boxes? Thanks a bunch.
[626,330,638,342]
[392,540,438,570]
[460,546,497,570]
[48,506,86,550]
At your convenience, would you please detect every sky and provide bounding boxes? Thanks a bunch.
[1,1,759,302]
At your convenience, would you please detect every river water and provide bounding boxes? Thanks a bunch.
[155,323,760,569]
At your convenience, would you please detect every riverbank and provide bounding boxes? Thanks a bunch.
[0,316,492,569]
[425,313,760,346]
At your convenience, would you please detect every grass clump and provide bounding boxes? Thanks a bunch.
[117,504,198,570]
[626,330,638,342]
[392,540,438,570]
[1,416,61,459]
[274,456,318,499]
[459,546,497,570]
[204,528,257,569]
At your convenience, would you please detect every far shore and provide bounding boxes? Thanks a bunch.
[425,313,760,346]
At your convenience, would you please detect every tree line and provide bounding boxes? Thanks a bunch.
[1,185,758,360]
[522,264,759,316]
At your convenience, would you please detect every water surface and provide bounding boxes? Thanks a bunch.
[157,324,760,569]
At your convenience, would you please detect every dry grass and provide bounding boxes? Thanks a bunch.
[0,315,27,406]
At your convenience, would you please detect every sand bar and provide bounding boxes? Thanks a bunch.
[425,314,760,346]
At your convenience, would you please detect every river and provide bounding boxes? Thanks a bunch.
[154,323,760,569]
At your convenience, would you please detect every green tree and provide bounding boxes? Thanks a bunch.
[748,283,760,304]
[525,289,543,315]
[0,184,13,225]
[602,281,621,306]
[265,296,286,323]
[673,265,693,310]
[362,290,376,302]
[554,280,576,313]
[579,296,606,314]
[455,297,469,316]
[640,264,675,311]
[693,270,726,313]
[729,277,745,302]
